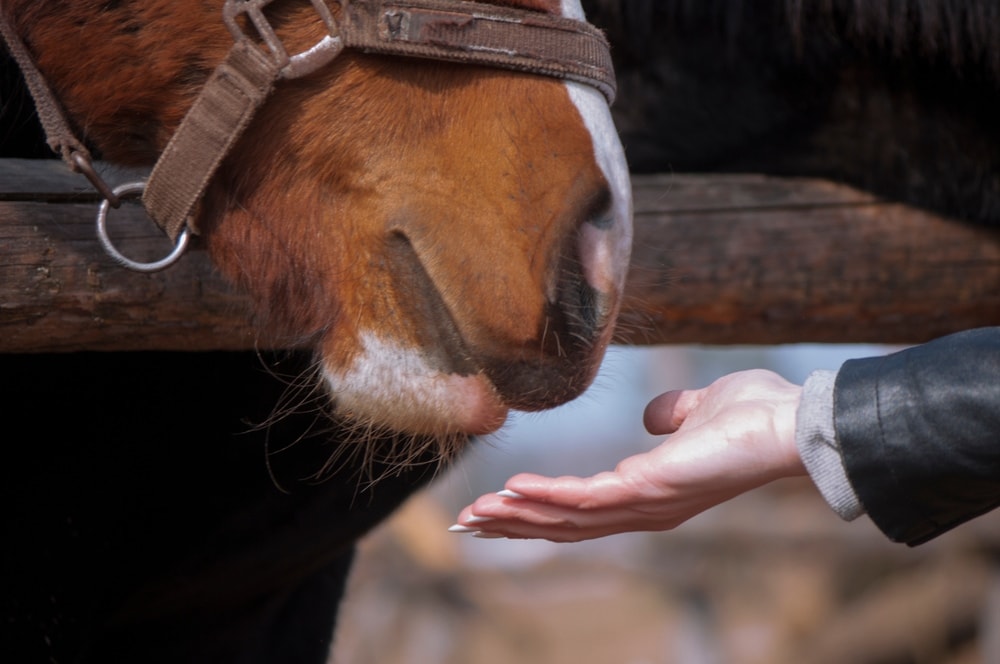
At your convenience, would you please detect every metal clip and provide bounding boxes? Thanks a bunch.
[71,151,121,208]
[223,0,344,79]
[96,182,190,273]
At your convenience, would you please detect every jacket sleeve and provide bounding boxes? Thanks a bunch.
[834,327,1000,546]
[797,369,865,520]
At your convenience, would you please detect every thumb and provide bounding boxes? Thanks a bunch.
[643,388,704,435]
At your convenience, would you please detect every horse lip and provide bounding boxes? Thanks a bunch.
[477,333,608,412]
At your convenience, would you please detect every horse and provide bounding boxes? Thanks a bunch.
[582,0,1000,226]
[0,1,631,662]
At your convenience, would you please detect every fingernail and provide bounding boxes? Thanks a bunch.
[465,515,494,525]
[497,489,526,499]
[448,524,479,534]
[472,532,506,539]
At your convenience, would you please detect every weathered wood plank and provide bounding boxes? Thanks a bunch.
[0,158,146,201]
[0,198,259,351]
[620,175,1000,344]
[2,159,999,351]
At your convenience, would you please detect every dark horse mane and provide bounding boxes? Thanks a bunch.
[583,0,1000,225]
[586,0,1000,75]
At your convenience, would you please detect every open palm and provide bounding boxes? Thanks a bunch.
[451,370,807,542]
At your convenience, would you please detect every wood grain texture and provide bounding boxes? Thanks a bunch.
[0,160,260,351]
[620,175,1000,344]
[3,160,999,351]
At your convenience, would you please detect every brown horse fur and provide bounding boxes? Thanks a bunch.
[2,3,629,660]
[7,0,632,463]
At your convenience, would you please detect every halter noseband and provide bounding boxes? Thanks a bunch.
[1,0,616,272]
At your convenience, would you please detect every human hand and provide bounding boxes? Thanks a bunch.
[450,369,807,542]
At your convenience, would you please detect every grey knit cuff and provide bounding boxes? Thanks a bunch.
[796,369,865,521]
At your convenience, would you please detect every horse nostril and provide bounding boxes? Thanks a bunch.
[552,263,612,344]
[586,207,616,230]
[538,186,623,344]
[575,209,622,308]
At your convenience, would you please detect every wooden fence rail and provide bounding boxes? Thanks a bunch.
[3,158,999,352]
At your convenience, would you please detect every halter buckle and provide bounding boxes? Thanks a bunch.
[223,0,344,79]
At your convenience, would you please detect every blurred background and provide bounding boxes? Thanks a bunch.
[331,344,1000,664]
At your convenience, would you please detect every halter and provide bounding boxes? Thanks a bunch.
[0,0,616,272]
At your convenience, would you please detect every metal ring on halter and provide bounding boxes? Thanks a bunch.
[96,181,190,273]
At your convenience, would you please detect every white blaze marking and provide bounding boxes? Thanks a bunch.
[561,0,634,292]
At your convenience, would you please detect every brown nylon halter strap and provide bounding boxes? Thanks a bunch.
[0,11,86,166]
[340,0,617,104]
[142,40,280,241]
[144,0,616,243]
[0,9,123,206]
[6,0,616,245]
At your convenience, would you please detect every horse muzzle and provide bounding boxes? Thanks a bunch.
[320,187,630,437]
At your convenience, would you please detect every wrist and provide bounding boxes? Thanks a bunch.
[796,369,865,520]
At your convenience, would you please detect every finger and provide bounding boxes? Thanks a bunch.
[503,468,656,510]
[501,472,606,507]
[472,517,645,543]
[454,470,654,530]
[451,447,674,533]
[449,481,596,529]
[643,388,703,434]
[456,501,674,543]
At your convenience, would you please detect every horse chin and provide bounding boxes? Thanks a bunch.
[322,333,510,437]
